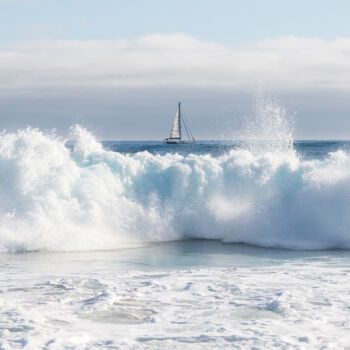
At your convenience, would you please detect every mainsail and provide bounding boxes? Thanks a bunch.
[169,102,181,139]
[164,101,195,144]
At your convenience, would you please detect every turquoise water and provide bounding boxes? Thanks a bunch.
[2,240,350,275]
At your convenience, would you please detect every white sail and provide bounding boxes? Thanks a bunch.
[164,101,195,144]
[169,103,181,139]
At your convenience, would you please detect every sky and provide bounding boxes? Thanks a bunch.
[1,0,350,139]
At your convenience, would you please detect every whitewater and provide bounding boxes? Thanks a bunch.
[1,124,350,252]
[2,101,350,348]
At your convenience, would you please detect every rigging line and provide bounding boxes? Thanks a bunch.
[181,108,195,143]
[179,104,189,141]
[184,117,195,143]
[183,120,191,142]
[181,111,192,142]
[182,108,194,140]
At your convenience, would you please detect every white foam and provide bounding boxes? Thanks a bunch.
[1,259,350,349]
[0,124,350,251]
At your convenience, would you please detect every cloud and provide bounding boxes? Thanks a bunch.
[1,34,350,92]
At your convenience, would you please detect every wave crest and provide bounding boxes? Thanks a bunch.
[0,126,349,252]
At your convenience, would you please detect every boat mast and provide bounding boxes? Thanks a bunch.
[178,102,182,140]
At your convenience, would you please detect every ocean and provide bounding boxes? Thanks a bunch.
[1,124,350,348]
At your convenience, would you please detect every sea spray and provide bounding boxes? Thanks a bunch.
[1,112,350,251]
[241,92,295,155]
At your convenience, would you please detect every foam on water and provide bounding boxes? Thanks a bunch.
[1,252,350,349]
[0,99,350,251]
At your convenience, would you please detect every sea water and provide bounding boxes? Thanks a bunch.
[2,108,350,348]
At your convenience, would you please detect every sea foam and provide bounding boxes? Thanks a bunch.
[0,121,350,252]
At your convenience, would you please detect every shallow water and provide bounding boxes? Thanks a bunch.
[1,240,350,273]
[2,241,350,349]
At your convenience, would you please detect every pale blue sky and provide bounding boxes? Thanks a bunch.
[1,0,350,139]
[1,0,350,44]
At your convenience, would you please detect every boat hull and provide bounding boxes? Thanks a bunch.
[164,141,188,145]
[164,139,188,144]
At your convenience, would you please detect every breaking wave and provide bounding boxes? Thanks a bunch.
[1,99,350,251]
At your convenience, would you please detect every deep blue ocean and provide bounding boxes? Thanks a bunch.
[103,140,350,160]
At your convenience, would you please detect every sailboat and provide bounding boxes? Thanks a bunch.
[164,102,196,144]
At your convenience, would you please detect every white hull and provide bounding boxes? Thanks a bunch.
[164,138,187,144]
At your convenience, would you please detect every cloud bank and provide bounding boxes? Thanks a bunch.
[1,34,350,92]
[1,34,350,140]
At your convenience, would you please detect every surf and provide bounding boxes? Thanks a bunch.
[0,117,350,252]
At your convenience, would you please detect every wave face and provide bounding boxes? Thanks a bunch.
[1,123,350,251]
